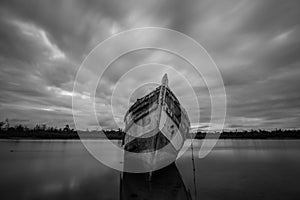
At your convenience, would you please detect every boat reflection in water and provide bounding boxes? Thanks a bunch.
[120,163,192,200]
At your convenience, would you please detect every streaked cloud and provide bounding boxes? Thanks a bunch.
[0,0,300,130]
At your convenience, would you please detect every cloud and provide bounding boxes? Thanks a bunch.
[0,0,300,130]
[10,19,66,60]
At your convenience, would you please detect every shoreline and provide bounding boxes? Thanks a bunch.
[1,137,300,140]
[1,129,299,140]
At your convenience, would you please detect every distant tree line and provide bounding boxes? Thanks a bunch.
[103,128,124,139]
[0,119,78,139]
[1,119,300,139]
[194,129,300,139]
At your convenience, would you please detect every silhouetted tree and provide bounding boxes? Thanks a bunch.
[63,124,70,132]
[5,118,9,130]
[0,121,5,131]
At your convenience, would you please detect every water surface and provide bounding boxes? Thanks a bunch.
[0,139,299,200]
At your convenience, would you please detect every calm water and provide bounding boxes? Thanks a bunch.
[0,139,300,200]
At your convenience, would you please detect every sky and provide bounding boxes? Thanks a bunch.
[0,0,300,130]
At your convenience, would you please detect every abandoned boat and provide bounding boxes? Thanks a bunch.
[122,74,190,172]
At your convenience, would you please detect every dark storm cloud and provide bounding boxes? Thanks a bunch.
[0,0,300,129]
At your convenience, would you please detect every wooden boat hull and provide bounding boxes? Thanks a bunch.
[123,74,190,172]
[123,106,188,172]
